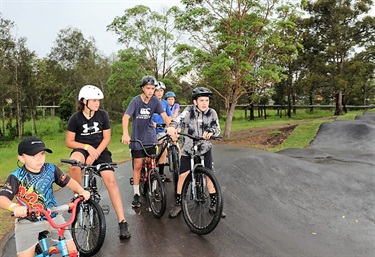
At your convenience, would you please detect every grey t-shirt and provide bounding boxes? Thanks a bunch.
[125,95,165,150]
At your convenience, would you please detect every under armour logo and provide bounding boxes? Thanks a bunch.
[82,122,100,134]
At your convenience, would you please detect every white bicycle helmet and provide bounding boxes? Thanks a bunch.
[155,81,166,90]
[78,85,104,101]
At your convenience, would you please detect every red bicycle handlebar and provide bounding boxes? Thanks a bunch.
[27,196,84,230]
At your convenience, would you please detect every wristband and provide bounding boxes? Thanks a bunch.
[8,203,17,211]
[84,144,89,150]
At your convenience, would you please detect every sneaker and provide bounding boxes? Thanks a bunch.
[209,204,217,214]
[168,205,182,218]
[209,204,227,218]
[132,194,141,208]
[118,220,131,239]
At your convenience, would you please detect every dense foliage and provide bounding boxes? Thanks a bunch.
[0,0,374,140]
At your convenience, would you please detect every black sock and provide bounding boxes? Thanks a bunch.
[159,164,165,175]
[175,194,181,205]
[210,193,217,205]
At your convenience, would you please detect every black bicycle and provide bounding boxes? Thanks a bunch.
[130,137,168,218]
[61,159,114,256]
[163,134,180,195]
[178,132,224,235]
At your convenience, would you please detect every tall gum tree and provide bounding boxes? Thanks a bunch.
[107,5,181,79]
[174,0,300,139]
[301,0,374,115]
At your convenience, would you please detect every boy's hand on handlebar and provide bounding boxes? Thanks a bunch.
[12,205,27,218]
[166,127,178,142]
[79,190,91,201]
[202,131,214,140]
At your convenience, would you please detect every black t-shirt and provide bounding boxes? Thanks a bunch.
[67,109,110,149]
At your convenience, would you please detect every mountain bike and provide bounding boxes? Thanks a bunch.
[61,159,114,256]
[159,133,180,195]
[130,138,168,218]
[178,132,224,235]
[14,195,84,257]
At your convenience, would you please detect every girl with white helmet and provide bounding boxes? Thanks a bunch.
[66,85,131,240]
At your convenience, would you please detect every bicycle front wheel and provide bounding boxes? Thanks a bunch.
[148,170,167,218]
[71,199,106,256]
[181,166,223,235]
[169,144,180,195]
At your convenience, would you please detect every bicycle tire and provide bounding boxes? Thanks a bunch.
[71,199,106,256]
[169,145,180,195]
[148,169,167,218]
[140,167,147,196]
[181,166,223,235]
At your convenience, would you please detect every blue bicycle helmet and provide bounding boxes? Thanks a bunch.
[164,91,176,99]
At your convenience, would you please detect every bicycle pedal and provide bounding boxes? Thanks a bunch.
[129,177,134,185]
[101,204,110,215]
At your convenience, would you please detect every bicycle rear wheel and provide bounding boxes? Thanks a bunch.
[181,166,223,235]
[168,144,180,195]
[71,199,106,256]
[148,169,167,218]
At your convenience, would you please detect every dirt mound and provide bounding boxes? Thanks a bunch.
[218,124,297,150]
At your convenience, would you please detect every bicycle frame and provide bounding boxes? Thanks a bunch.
[61,159,115,212]
[31,196,83,257]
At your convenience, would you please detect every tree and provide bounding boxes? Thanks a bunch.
[174,0,300,138]
[0,16,16,138]
[106,48,149,119]
[301,0,375,115]
[107,5,181,79]
[7,37,36,138]
[48,27,112,112]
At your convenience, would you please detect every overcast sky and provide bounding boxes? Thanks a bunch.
[0,0,182,57]
[1,1,374,58]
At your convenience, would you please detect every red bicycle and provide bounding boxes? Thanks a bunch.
[15,195,85,257]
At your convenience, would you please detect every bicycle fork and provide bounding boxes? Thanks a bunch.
[190,156,207,201]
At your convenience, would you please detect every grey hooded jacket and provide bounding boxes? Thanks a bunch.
[170,105,221,156]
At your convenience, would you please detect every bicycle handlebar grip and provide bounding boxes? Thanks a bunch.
[61,159,76,164]
[50,203,73,213]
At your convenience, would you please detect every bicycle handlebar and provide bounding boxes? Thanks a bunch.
[178,132,223,141]
[61,159,118,170]
[12,196,84,230]
[130,134,173,158]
